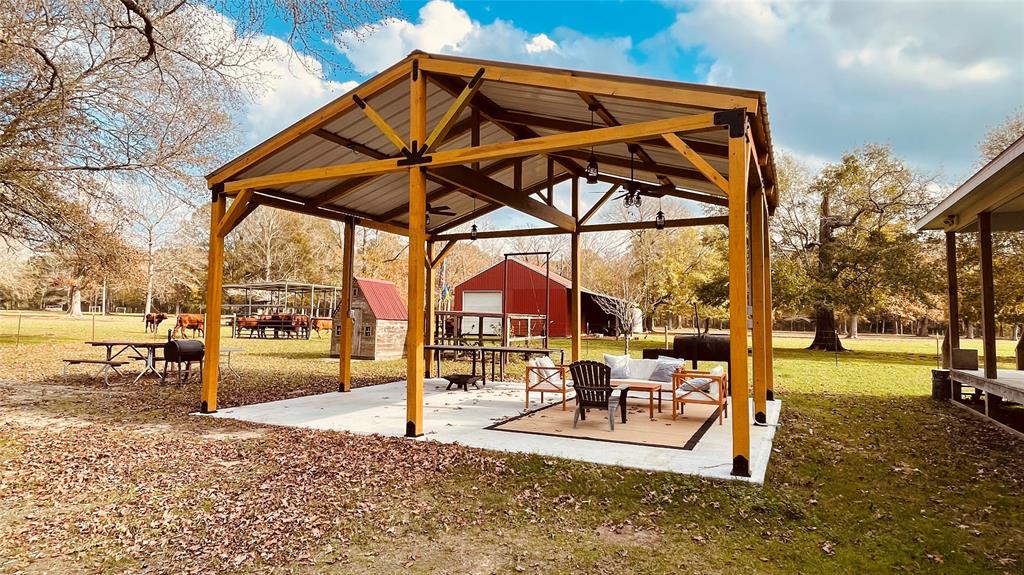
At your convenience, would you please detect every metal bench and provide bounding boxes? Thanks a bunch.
[62,359,129,385]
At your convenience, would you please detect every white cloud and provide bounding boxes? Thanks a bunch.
[669,0,1023,181]
[336,0,641,76]
[241,37,357,145]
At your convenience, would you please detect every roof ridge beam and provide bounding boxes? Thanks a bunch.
[417,57,760,112]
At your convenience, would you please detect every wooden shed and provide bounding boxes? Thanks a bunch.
[331,277,408,360]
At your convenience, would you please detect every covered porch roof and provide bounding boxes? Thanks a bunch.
[917,134,1024,233]
[206,51,777,236]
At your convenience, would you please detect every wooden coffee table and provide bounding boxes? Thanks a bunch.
[617,381,663,420]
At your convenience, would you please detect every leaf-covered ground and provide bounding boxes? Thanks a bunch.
[0,312,1022,574]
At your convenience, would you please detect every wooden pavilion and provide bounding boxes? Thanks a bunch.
[918,134,1024,420]
[199,52,778,477]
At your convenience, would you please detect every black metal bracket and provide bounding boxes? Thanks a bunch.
[467,67,485,89]
[755,411,767,424]
[731,454,751,477]
[405,420,422,437]
[397,140,433,166]
[714,108,748,139]
[412,59,419,82]
[200,400,214,414]
[766,389,775,401]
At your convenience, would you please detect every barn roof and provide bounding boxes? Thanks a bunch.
[355,277,408,321]
[456,258,624,303]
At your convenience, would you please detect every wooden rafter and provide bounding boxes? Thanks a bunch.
[431,215,728,241]
[430,240,458,268]
[579,183,620,225]
[216,188,254,238]
[223,111,720,192]
[552,149,709,183]
[489,109,729,158]
[427,172,572,234]
[423,67,485,153]
[208,60,410,187]
[377,156,518,223]
[594,173,728,207]
[352,94,408,154]
[251,192,408,237]
[579,92,674,188]
[662,133,729,195]
[429,165,576,231]
[427,73,584,178]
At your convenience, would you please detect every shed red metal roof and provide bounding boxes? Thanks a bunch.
[355,277,407,321]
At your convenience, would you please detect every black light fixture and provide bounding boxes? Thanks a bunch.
[655,194,666,230]
[623,146,642,208]
[469,194,478,241]
[585,107,599,184]
[425,212,430,226]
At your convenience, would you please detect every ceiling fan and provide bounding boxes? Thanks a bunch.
[426,202,455,217]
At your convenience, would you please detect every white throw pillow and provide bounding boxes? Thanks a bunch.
[533,355,561,384]
[709,365,725,377]
[628,359,660,381]
[603,354,630,379]
[649,357,684,383]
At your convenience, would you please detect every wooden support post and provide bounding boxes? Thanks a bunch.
[570,177,582,362]
[200,188,226,413]
[546,156,555,205]
[944,231,960,369]
[406,61,427,437]
[750,187,768,424]
[764,213,775,400]
[425,241,436,377]
[978,212,997,381]
[338,217,355,392]
[726,120,751,477]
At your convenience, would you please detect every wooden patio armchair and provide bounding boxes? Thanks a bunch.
[524,357,569,410]
[669,367,728,425]
[569,360,628,430]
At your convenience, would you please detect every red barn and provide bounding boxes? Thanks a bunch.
[452,258,624,338]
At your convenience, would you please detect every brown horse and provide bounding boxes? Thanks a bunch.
[172,314,205,338]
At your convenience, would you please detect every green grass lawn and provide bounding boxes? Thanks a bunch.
[0,312,1022,574]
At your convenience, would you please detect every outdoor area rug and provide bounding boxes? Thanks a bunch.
[486,396,721,450]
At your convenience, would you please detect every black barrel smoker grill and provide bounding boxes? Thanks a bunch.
[164,331,205,385]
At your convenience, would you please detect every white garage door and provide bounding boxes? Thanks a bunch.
[461,291,503,336]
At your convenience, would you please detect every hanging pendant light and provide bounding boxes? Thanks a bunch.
[585,108,599,184]
[469,194,478,241]
[624,147,639,208]
[655,194,665,230]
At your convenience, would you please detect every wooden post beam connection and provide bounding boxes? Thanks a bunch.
[423,67,485,153]
[579,183,620,225]
[662,133,729,195]
[216,188,255,238]
[223,112,720,193]
[352,93,409,155]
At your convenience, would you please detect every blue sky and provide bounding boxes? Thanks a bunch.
[245,0,1023,189]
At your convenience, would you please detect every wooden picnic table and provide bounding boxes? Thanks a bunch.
[85,340,166,383]
[424,344,564,385]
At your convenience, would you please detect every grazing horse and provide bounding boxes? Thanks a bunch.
[235,316,262,338]
[310,317,332,338]
[172,313,205,339]
[145,312,167,333]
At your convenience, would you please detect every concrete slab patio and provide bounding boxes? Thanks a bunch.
[205,379,781,483]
